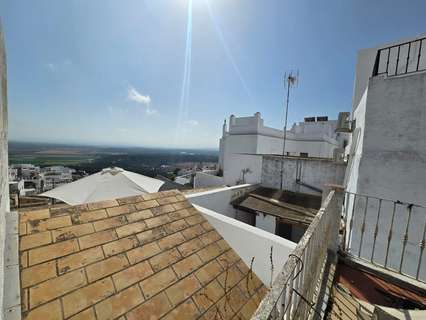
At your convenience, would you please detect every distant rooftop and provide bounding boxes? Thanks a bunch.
[18,190,267,320]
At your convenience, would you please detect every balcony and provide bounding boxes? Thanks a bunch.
[251,188,426,319]
[342,192,426,284]
[372,37,426,77]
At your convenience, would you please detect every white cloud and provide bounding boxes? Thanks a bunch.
[186,120,199,126]
[128,86,151,105]
[127,86,158,116]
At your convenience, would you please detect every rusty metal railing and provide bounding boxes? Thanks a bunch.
[342,191,426,283]
[251,190,342,320]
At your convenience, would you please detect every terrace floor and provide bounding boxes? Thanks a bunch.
[326,259,426,320]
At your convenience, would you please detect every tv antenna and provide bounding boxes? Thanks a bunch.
[280,70,299,190]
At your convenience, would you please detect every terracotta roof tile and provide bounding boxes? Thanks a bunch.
[127,209,153,222]
[193,279,225,312]
[112,260,154,291]
[52,222,95,242]
[162,299,200,320]
[62,278,115,318]
[172,254,204,279]
[24,299,62,320]
[57,246,105,275]
[19,190,268,319]
[94,284,144,320]
[21,261,56,288]
[126,292,172,320]
[69,308,96,320]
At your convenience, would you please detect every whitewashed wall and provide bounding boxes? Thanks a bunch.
[223,154,262,186]
[255,135,283,154]
[344,90,367,193]
[0,22,8,319]
[261,156,346,195]
[357,73,426,205]
[281,138,338,158]
[186,184,256,220]
[347,71,426,280]
[195,204,296,285]
[256,134,338,158]
[345,35,426,280]
[219,113,343,186]
[193,172,225,188]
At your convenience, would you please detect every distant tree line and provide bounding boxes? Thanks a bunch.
[71,153,218,177]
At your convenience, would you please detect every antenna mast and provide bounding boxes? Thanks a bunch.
[280,71,299,190]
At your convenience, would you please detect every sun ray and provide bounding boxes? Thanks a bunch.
[204,0,254,104]
[175,0,193,145]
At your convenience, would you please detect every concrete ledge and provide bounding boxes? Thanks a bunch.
[3,211,21,320]
[185,183,256,198]
[194,204,296,285]
[375,305,426,320]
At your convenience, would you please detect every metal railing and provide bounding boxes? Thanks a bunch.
[372,37,426,77]
[342,191,426,283]
[251,190,342,320]
[252,189,426,319]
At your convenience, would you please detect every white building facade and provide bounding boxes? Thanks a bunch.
[346,33,426,206]
[40,166,74,191]
[7,168,17,182]
[219,112,345,186]
[344,33,426,281]
[10,164,40,180]
[8,165,76,194]
[0,22,10,319]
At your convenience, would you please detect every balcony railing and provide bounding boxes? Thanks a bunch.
[342,191,426,283]
[251,189,343,320]
[251,188,426,319]
[372,37,426,77]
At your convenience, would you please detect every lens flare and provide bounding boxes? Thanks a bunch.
[205,0,253,103]
[175,0,193,145]
[175,0,253,146]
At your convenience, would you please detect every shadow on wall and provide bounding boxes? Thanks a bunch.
[261,156,346,196]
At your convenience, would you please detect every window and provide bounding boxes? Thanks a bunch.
[300,152,308,158]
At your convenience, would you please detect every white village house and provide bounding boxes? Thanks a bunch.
[215,112,347,187]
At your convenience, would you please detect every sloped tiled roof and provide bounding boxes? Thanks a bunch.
[18,190,268,320]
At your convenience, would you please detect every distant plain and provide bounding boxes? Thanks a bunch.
[8,141,219,177]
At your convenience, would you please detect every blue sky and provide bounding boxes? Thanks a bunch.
[1,0,426,149]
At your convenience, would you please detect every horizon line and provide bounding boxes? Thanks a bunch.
[8,140,219,152]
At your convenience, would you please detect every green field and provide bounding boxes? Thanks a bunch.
[9,155,95,166]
